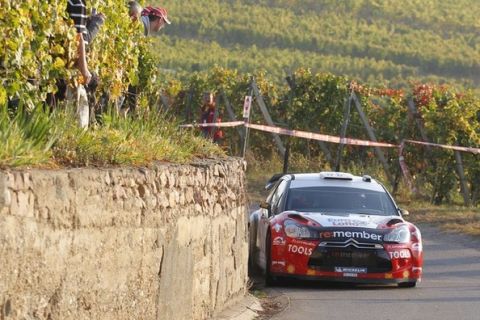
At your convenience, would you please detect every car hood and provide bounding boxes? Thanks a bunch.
[291,211,402,229]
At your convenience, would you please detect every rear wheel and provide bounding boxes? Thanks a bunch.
[398,281,417,288]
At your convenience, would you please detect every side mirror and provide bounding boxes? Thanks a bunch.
[400,209,409,216]
[259,201,271,210]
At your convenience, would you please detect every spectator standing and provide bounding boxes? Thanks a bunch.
[67,0,91,85]
[200,92,224,144]
[123,5,170,114]
[48,2,104,111]
[66,0,106,128]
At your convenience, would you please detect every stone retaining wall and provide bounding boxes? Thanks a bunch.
[0,158,248,320]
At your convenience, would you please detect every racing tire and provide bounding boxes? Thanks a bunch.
[398,281,417,288]
[265,231,277,286]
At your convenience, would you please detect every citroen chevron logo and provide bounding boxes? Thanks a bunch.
[319,238,383,249]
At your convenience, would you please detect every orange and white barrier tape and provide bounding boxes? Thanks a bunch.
[181,121,480,154]
[404,139,480,155]
[245,123,397,148]
[180,121,244,128]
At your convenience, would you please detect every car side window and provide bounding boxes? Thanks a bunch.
[271,180,288,215]
[265,181,280,204]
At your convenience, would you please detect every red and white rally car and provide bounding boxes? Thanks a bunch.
[249,172,423,287]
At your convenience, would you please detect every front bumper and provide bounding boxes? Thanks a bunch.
[268,272,420,285]
[270,238,423,282]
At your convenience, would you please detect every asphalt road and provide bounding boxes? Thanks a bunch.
[266,224,480,320]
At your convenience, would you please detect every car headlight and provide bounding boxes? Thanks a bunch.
[384,225,411,243]
[284,220,316,239]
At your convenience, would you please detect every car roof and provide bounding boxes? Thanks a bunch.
[287,172,386,192]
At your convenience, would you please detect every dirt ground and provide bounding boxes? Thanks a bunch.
[249,275,290,320]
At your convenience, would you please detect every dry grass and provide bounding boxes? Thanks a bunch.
[245,154,282,205]
[1,108,225,168]
[405,202,480,237]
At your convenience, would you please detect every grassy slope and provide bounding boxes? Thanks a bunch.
[153,0,480,89]
[0,109,224,168]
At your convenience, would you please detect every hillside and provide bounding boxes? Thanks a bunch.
[151,0,480,89]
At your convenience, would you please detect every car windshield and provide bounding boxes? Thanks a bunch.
[286,186,398,216]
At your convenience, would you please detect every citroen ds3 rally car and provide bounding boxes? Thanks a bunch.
[249,172,423,287]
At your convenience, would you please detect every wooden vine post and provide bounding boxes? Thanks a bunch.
[407,98,470,206]
[334,92,353,172]
[351,92,395,187]
[220,89,244,142]
[251,79,286,156]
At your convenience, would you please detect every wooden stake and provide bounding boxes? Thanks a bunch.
[454,150,471,206]
[334,93,353,172]
[351,93,395,187]
[220,89,244,141]
[251,79,286,156]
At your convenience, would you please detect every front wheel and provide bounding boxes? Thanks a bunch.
[398,281,417,288]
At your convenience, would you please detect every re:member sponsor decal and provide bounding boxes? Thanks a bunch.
[319,230,383,241]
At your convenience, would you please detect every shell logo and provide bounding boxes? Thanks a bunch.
[403,270,410,278]
[287,264,295,274]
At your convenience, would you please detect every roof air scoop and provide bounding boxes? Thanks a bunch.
[319,172,353,180]
[362,175,372,182]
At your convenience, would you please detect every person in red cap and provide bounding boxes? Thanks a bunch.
[121,5,171,114]
[140,6,171,36]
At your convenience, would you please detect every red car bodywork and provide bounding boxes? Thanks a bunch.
[250,172,424,287]
[265,212,423,284]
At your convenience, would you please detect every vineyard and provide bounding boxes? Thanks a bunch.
[152,0,480,89]
[159,68,480,206]
[0,0,158,110]
[0,0,222,166]
[1,1,479,206]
